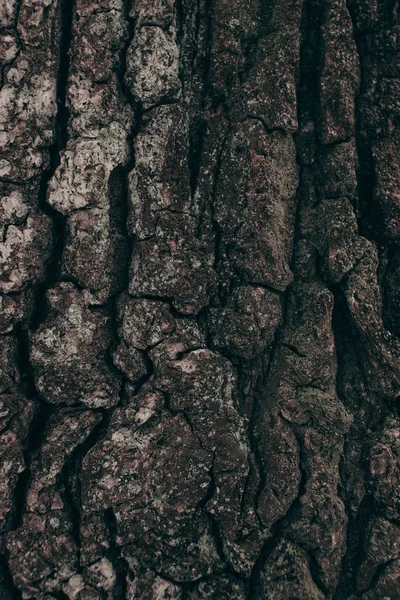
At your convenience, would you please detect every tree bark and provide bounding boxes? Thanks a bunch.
[0,0,400,598]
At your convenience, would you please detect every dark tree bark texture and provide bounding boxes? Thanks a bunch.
[0,0,400,598]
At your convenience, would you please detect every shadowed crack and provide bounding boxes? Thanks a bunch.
[31,0,75,330]
[345,0,377,242]
[246,0,325,594]
[333,494,375,600]
[209,126,230,306]
[58,409,113,570]
[104,508,129,600]
[331,292,380,599]
[202,456,230,567]
[188,0,215,199]
[11,325,56,530]
[247,420,306,600]
[0,553,22,600]
[9,0,75,537]
[248,324,283,523]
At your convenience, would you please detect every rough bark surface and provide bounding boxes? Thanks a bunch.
[0,0,400,598]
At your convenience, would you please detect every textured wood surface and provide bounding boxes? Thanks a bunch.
[0,0,400,598]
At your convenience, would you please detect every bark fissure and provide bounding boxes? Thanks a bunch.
[31,0,75,328]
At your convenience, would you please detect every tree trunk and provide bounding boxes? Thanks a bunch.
[1,0,400,598]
